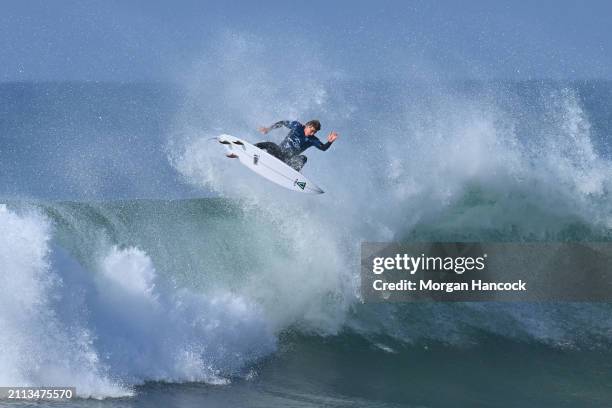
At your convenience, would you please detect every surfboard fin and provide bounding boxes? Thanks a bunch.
[219,140,231,145]
[226,153,239,158]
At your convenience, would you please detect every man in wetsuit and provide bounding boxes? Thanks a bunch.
[255,119,339,171]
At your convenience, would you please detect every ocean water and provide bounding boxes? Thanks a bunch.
[1,79,612,407]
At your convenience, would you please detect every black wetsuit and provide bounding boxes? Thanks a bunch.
[255,120,333,171]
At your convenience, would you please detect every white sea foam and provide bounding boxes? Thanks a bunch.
[0,206,128,398]
[90,245,276,384]
[0,206,277,398]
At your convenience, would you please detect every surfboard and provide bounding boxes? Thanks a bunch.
[217,134,324,194]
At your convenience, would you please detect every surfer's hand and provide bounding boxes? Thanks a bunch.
[327,131,338,143]
[258,127,269,135]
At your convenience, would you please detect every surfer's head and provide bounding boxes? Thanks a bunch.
[304,120,321,136]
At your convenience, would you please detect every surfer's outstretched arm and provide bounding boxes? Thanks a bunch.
[313,131,339,151]
[313,140,333,151]
[258,121,292,134]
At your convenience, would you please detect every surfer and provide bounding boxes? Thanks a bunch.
[255,120,338,171]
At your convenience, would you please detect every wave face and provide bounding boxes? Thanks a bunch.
[2,76,612,401]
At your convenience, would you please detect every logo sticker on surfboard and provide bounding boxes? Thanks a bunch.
[294,180,306,190]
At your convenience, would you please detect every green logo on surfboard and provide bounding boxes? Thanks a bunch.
[296,181,306,190]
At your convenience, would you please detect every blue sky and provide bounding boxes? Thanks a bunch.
[2,0,611,81]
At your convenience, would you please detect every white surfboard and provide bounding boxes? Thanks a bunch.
[218,134,324,194]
